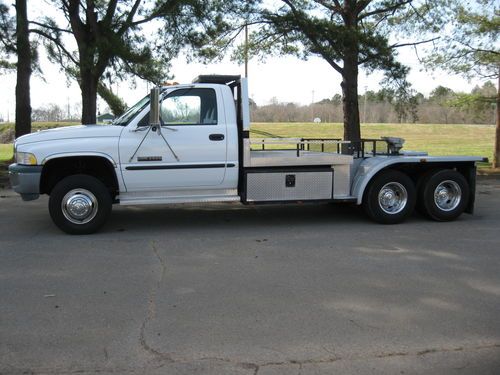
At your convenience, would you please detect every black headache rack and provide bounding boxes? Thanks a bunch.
[193,75,242,86]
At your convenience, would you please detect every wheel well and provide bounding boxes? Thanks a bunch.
[40,156,119,197]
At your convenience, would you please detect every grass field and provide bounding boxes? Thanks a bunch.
[0,122,495,167]
[0,144,13,162]
[0,122,79,136]
[252,122,494,167]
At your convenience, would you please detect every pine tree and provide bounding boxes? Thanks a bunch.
[413,0,499,167]
[32,0,248,124]
[245,0,432,144]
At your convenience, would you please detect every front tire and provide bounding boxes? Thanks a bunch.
[418,169,469,221]
[49,174,112,234]
[363,170,416,224]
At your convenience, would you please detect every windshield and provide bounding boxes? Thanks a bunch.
[112,95,150,126]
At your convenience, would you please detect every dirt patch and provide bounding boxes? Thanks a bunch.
[0,163,10,189]
[0,127,14,143]
[477,168,500,177]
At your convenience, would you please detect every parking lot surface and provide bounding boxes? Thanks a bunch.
[1,179,499,374]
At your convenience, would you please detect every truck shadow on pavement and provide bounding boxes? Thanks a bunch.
[106,202,379,233]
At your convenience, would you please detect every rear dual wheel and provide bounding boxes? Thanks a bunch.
[417,169,469,221]
[363,170,416,224]
[363,168,469,224]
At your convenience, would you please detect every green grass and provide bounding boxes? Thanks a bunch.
[251,122,494,168]
[0,122,79,163]
[0,122,495,167]
[0,121,79,137]
[0,144,13,162]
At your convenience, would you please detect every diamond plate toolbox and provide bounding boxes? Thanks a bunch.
[245,170,333,202]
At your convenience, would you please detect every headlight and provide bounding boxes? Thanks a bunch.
[15,152,38,165]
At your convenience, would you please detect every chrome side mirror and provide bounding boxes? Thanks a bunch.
[149,87,160,129]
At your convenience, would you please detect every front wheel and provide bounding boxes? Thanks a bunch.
[418,169,469,221]
[363,170,416,224]
[49,174,112,234]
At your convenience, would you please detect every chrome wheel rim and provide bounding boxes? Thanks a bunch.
[378,182,408,214]
[434,180,461,212]
[61,189,98,225]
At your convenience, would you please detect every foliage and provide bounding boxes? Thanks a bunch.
[240,0,431,141]
[0,1,40,74]
[404,0,499,167]
[407,0,499,79]
[31,0,251,123]
[0,0,15,73]
[97,83,127,117]
[251,83,496,125]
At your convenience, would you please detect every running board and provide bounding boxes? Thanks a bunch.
[118,189,241,206]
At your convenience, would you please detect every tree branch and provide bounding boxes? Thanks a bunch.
[390,37,439,49]
[358,0,412,21]
[29,20,72,34]
[313,0,342,13]
[103,0,118,27]
[29,28,78,65]
[356,0,372,14]
[119,0,141,33]
[282,0,343,73]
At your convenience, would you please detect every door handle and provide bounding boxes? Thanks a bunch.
[209,134,225,141]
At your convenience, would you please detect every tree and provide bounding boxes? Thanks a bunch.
[0,1,15,72]
[428,86,455,124]
[97,83,127,117]
[449,82,496,124]
[1,0,40,137]
[31,0,248,124]
[413,0,499,167]
[14,0,31,137]
[245,0,431,144]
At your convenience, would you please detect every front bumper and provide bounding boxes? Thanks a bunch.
[8,164,43,201]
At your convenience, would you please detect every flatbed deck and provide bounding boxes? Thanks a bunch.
[247,150,353,167]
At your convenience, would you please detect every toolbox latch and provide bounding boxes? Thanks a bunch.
[285,174,296,188]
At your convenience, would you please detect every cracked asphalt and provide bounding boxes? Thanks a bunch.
[1,178,500,375]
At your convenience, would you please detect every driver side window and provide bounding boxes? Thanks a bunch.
[137,88,218,127]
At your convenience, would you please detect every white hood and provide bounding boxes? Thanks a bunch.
[15,125,123,145]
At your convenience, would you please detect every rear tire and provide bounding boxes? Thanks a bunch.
[49,174,112,234]
[363,170,416,224]
[418,169,469,222]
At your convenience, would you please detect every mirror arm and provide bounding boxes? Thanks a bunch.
[128,125,153,162]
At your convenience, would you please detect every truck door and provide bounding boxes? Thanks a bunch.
[119,87,228,191]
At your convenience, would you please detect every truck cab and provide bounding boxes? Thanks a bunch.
[9,75,486,234]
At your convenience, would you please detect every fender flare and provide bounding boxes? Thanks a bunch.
[352,156,482,204]
[41,152,117,167]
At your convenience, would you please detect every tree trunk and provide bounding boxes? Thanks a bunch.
[80,70,98,124]
[341,49,361,146]
[14,0,31,138]
[493,70,500,169]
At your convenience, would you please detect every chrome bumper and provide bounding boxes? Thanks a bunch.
[8,164,43,201]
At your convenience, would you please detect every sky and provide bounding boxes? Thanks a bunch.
[0,2,491,122]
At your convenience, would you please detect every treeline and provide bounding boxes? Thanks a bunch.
[252,82,496,124]
[30,103,82,123]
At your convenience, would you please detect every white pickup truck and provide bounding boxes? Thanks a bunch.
[9,75,486,234]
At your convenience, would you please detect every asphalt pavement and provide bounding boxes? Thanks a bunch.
[1,179,499,374]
